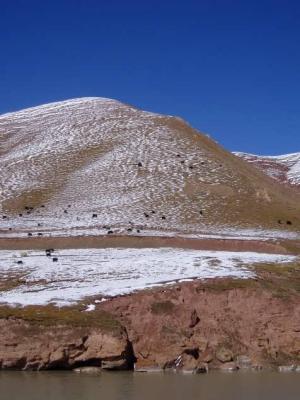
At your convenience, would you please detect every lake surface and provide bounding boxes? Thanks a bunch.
[0,371,299,400]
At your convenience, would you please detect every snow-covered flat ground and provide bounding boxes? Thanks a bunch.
[0,248,296,306]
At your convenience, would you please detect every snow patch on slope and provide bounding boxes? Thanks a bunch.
[0,248,296,306]
[235,152,300,186]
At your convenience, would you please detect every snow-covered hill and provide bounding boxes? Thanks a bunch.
[234,152,300,187]
[1,98,300,239]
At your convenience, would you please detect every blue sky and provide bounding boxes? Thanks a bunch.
[1,0,299,155]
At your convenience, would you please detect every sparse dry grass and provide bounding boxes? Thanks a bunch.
[151,300,175,315]
[253,261,300,299]
[0,273,27,291]
[194,260,300,300]
[0,304,122,333]
[196,278,257,293]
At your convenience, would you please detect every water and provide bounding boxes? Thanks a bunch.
[0,371,299,400]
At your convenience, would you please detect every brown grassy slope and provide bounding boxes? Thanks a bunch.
[155,117,300,229]
[1,99,300,233]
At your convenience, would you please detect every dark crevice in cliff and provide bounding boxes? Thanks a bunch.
[123,339,137,370]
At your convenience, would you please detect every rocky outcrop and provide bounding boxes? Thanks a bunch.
[0,318,135,370]
[101,277,300,372]
[216,347,233,363]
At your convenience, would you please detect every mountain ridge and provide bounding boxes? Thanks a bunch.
[234,151,300,187]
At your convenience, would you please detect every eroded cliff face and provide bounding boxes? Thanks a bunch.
[0,270,299,372]
[102,279,300,371]
[0,317,135,370]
